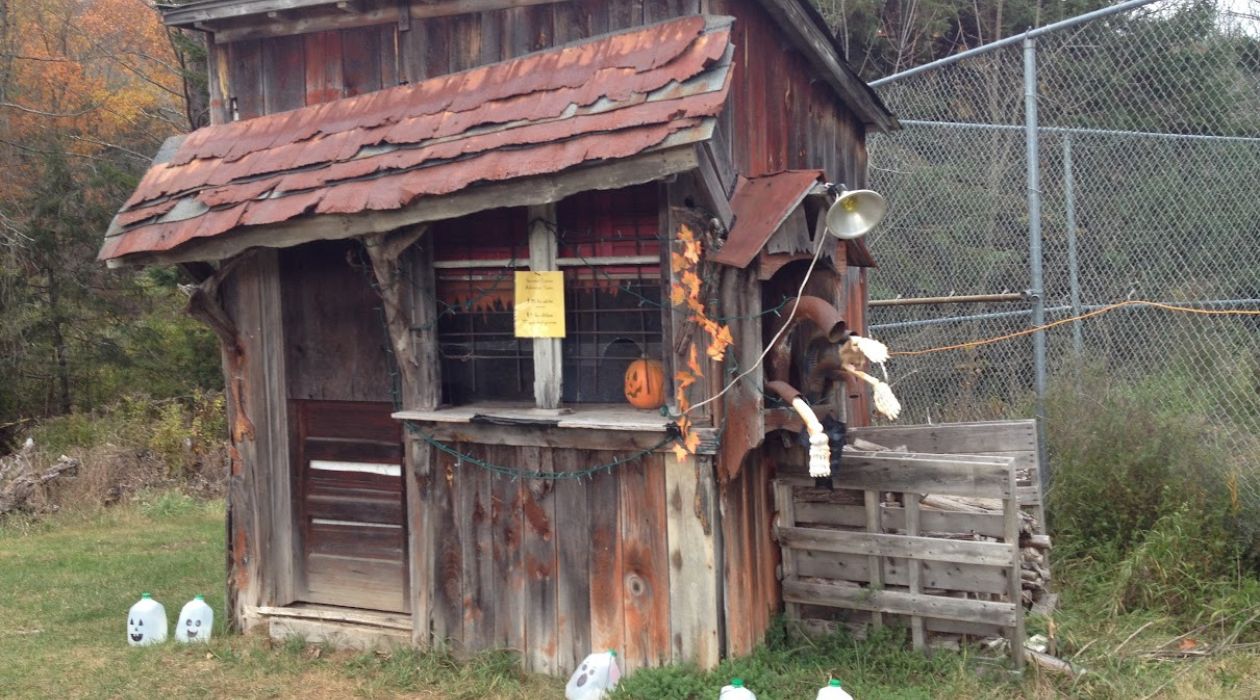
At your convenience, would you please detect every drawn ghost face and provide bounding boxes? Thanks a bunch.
[128,616,145,644]
[183,618,203,640]
[571,660,591,688]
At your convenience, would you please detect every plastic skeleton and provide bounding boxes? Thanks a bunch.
[839,333,901,421]
[781,332,901,478]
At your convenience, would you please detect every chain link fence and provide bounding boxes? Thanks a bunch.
[865,0,1260,495]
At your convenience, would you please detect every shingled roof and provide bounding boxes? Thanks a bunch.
[99,15,734,264]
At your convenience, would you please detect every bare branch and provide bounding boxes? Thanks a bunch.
[0,101,98,118]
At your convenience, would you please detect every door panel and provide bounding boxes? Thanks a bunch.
[292,400,409,613]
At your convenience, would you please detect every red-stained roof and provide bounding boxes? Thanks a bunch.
[711,170,877,269]
[100,15,734,263]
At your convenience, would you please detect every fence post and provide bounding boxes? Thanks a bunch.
[1063,134,1084,361]
[1024,36,1051,493]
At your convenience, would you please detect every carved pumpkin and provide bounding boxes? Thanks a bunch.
[623,358,666,410]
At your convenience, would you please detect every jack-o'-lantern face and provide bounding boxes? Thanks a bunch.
[623,358,666,410]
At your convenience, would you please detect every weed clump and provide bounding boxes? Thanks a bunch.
[1047,369,1259,620]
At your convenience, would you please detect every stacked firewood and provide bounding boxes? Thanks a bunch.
[917,493,1054,611]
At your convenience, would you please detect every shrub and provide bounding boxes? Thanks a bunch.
[1048,370,1239,553]
[1047,368,1259,618]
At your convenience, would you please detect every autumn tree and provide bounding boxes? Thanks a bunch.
[0,0,214,442]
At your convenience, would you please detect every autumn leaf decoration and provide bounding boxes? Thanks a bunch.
[670,225,733,460]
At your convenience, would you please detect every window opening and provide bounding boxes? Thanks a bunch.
[428,185,664,407]
[433,208,532,405]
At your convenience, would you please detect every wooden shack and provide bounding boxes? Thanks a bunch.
[100,0,901,675]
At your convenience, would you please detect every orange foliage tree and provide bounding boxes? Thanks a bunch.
[0,0,215,430]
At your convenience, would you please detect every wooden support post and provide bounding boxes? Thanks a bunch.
[905,492,926,651]
[528,204,562,409]
[406,237,441,410]
[864,489,884,628]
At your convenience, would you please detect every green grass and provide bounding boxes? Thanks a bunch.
[2,496,1258,699]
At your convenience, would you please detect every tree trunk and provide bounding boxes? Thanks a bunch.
[45,264,70,414]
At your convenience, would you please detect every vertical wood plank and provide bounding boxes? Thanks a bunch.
[449,12,482,72]
[304,30,344,105]
[459,448,494,651]
[406,437,432,648]
[227,40,264,120]
[398,19,426,84]
[643,0,671,22]
[340,26,382,97]
[208,44,230,124]
[575,0,609,37]
[522,447,559,674]
[864,489,884,628]
[431,445,463,649]
[609,0,643,30]
[720,462,753,655]
[552,1,589,44]
[425,18,452,76]
[379,24,399,88]
[491,445,525,655]
[667,453,720,667]
[262,34,306,114]
[479,10,505,65]
[905,493,926,651]
[554,449,592,674]
[755,455,778,642]
[587,459,624,658]
[620,454,670,672]
[1005,462,1026,670]
[527,204,562,408]
[774,480,799,625]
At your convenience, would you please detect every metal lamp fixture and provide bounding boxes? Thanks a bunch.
[824,184,887,240]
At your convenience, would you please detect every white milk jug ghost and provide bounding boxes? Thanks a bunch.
[719,678,756,699]
[565,650,621,700]
[126,593,168,646]
[816,678,854,700]
[174,595,214,643]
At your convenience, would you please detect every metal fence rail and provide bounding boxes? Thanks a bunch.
[865,0,1260,501]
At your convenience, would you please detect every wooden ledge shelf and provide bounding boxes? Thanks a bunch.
[393,404,722,453]
[393,405,721,454]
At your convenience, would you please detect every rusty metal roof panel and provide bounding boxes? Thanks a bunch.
[710,171,826,269]
[102,15,733,263]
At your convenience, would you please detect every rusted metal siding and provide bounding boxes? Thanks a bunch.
[100,16,732,262]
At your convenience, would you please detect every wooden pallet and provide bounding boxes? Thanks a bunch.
[774,450,1026,669]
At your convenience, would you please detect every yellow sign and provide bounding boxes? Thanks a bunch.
[514,271,566,338]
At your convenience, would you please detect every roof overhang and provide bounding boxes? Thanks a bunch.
[102,16,733,267]
[710,170,876,274]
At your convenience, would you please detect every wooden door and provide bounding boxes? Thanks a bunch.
[292,400,410,613]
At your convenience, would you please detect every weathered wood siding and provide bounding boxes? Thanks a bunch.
[280,241,393,403]
[407,438,719,675]
[201,0,880,667]
[708,0,867,185]
[219,249,294,629]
